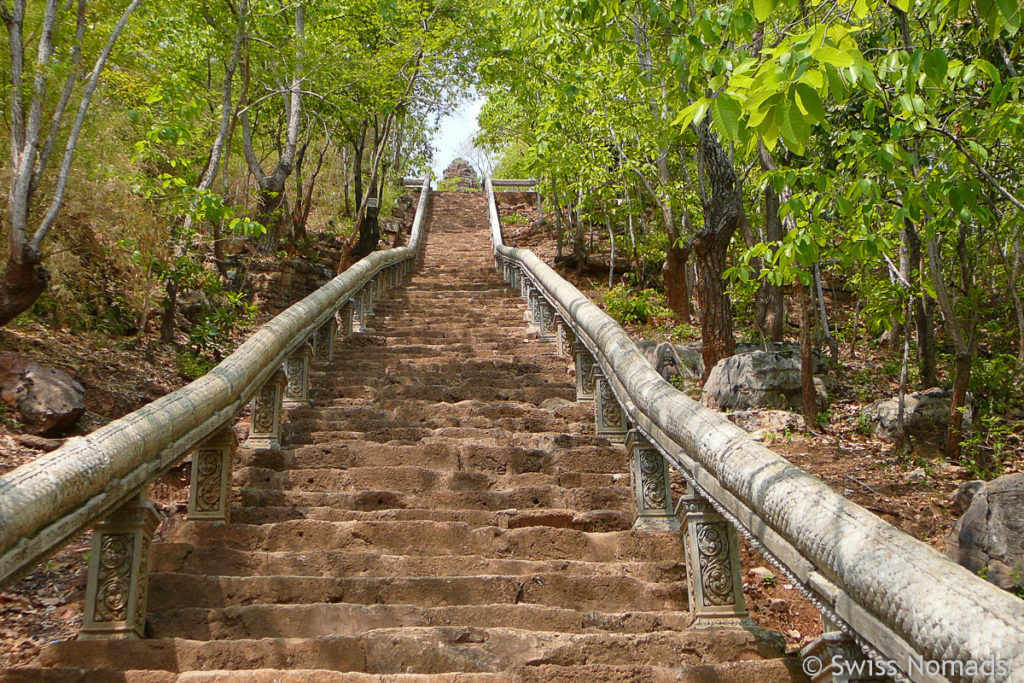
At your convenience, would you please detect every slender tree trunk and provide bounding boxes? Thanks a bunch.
[552,185,566,262]
[903,221,938,387]
[814,263,839,362]
[572,192,586,268]
[756,141,786,342]
[798,280,817,427]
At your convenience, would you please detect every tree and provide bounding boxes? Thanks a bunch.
[0,0,143,326]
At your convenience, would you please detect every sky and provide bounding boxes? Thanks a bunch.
[430,96,485,180]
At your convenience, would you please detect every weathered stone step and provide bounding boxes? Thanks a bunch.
[245,441,626,475]
[147,603,692,640]
[287,399,590,422]
[237,483,629,513]
[162,520,683,561]
[152,546,679,581]
[36,627,781,673]
[234,466,622,495]
[145,572,688,612]
[227,506,632,530]
[282,415,589,440]
[279,425,595,448]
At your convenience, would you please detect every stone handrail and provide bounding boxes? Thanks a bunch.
[0,176,432,591]
[485,177,1024,682]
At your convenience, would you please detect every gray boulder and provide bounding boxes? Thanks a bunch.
[0,353,85,436]
[726,409,806,439]
[946,474,1024,591]
[860,387,970,447]
[700,349,829,411]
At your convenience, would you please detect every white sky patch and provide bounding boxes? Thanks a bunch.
[430,96,485,180]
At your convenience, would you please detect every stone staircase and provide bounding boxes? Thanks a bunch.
[8,192,804,681]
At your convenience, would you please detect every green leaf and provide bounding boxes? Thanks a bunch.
[794,83,827,125]
[711,96,743,139]
[753,0,778,22]
[812,46,855,68]
[922,49,948,84]
[893,0,910,10]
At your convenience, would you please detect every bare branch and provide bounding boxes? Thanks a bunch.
[927,126,1024,214]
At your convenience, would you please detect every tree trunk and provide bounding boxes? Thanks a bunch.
[693,121,742,381]
[663,240,691,321]
[0,247,48,327]
[755,141,786,342]
[904,221,938,387]
[572,193,586,268]
[946,352,972,458]
[798,280,817,427]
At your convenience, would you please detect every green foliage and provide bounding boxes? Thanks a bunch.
[176,351,217,380]
[970,353,1023,415]
[604,284,669,325]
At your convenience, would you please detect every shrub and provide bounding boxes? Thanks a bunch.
[604,284,669,325]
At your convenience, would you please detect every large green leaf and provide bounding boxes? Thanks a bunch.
[922,49,948,83]
[812,46,855,68]
[712,95,743,139]
[794,83,827,125]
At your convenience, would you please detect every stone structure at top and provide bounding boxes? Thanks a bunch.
[442,157,479,189]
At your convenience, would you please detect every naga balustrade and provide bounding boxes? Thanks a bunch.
[485,177,1024,683]
[0,177,432,638]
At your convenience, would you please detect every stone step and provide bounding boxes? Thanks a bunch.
[286,400,590,422]
[147,603,692,640]
[274,425,597,449]
[145,572,688,612]
[152,546,680,581]
[245,441,626,475]
[233,466,623,495]
[161,520,683,561]
[236,483,630,513]
[36,627,781,673]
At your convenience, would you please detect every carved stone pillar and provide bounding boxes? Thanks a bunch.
[283,343,313,406]
[626,430,679,530]
[519,268,530,299]
[594,371,627,443]
[573,341,596,402]
[339,302,354,339]
[523,284,536,324]
[352,293,366,332]
[557,319,576,358]
[312,318,336,362]
[244,369,285,450]
[682,485,747,627]
[187,425,238,522]
[536,299,556,342]
[363,282,376,317]
[81,493,160,638]
[509,265,519,290]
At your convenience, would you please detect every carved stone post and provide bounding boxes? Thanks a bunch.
[352,294,365,332]
[573,341,596,402]
[81,493,160,639]
[557,319,576,358]
[519,268,530,299]
[536,299,556,342]
[283,343,313,406]
[524,284,536,324]
[187,425,238,522]
[363,282,376,317]
[339,302,354,339]
[682,485,747,627]
[312,318,336,362]
[626,430,679,530]
[244,369,285,450]
[509,265,519,290]
[594,371,627,443]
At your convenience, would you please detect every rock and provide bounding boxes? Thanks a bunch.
[953,480,984,514]
[768,598,788,612]
[860,387,972,447]
[749,567,775,585]
[540,398,574,410]
[441,158,479,189]
[906,467,927,484]
[946,473,1024,591]
[700,350,829,411]
[0,353,85,436]
[726,410,805,438]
